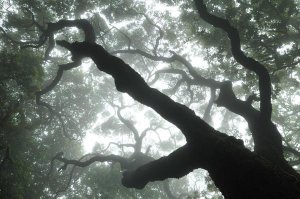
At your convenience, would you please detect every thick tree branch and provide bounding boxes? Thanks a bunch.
[58,40,215,141]
[214,81,290,167]
[122,145,198,189]
[55,40,254,186]
[31,19,96,138]
[194,0,272,122]
[111,44,272,136]
[2,17,96,58]
[193,1,291,167]
[51,37,300,198]
[4,4,300,197]
[55,40,300,194]
[215,82,259,121]
[46,19,96,43]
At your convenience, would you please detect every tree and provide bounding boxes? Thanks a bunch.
[1,0,300,198]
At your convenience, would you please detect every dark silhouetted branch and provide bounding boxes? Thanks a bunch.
[53,153,97,197]
[122,144,198,189]
[55,40,300,195]
[194,1,289,167]
[58,40,216,141]
[194,0,272,122]
[54,153,131,171]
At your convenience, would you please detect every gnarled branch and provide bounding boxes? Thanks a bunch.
[194,0,272,122]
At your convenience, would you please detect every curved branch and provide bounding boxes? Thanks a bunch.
[4,18,96,118]
[52,150,177,198]
[35,60,81,138]
[116,107,140,142]
[3,16,96,58]
[107,103,145,153]
[54,153,131,171]
[193,1,292,167]
[59,40,216,140]
[116,9,164,55]
[194,0,272,121]
[46,19,96,43]
[53,153,98,197]
[29,19,96,139]
[1,10,46,48]
[215,81,259,120]
[47,152,64,178]
[36,61,81,97]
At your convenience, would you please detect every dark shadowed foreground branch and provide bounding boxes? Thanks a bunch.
[57,40,300,198]
[111,34,287,167]
[193,0,293,171]
[122,145,198,189]
[194,0,272,122]
[57,40,213,141]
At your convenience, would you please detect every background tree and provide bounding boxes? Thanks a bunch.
[1,0,300,198]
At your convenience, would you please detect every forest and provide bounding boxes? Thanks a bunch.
[1,0,300,198]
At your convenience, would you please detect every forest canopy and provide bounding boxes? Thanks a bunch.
[1,0,300,198]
